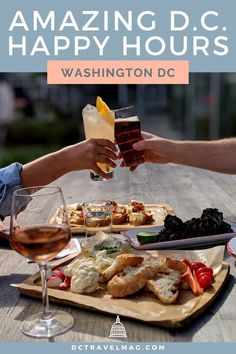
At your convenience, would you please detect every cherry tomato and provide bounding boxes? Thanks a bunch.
[197,271,213,281]
[197,274,212,289]
[190,262,206,272]
[180,258,191,268]
[196,267,213,277]
[58,276,71,290]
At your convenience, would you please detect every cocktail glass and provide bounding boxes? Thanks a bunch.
[82,103,114,181]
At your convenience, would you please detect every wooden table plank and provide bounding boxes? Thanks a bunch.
[1,164,236,342]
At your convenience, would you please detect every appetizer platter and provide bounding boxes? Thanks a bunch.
[123,208,236,250]
[56,200,175,233]
[15,241,229,328]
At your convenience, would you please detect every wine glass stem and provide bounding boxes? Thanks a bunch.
[39,263,52,320]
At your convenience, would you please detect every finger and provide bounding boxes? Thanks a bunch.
[120,160,125,168]
[130,165,138,172]
[117,152,123,160]
[141,131,155,140]
[96,156,117,168]
[92,166,110,180]
[97,146,117,161]
[95,139,117,152]
[133,140,154,151]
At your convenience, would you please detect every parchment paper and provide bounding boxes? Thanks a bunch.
[14,246,229,328]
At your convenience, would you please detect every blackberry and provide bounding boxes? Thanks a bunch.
[158,208,232,243]
[164,215,184,232]
[200,208,223,234]
[183,218,201,238]
[217,221,233,234]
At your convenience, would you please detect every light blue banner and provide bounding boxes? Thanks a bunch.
[1,342,236,354]
[0,0,235,72]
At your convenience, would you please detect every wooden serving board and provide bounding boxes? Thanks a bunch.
[14,248,229,328]
[66,203,175,234]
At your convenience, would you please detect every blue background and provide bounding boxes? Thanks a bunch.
[0,0,235,72]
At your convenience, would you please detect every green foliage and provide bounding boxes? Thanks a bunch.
[0,145,58,167]
[7,118,82,146]
[0,117,84,168]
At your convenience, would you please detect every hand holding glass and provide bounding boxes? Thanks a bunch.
[83,104,114,181]
[115,106,145,167]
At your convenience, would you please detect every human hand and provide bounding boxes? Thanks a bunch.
[119,131,173,172]
[133,132,172,164]
[63,138,117,179]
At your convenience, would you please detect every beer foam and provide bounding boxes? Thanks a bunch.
[115,116,139,122]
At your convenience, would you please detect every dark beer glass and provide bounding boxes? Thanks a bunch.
[115,107,145,167]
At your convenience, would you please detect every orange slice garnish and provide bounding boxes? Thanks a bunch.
[96,96,114,126]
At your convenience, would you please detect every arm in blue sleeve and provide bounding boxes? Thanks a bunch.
[0,162,24,220]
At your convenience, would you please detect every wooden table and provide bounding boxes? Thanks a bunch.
[1,164,236,342]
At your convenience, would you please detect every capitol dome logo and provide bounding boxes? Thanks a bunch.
[109,315,127,338]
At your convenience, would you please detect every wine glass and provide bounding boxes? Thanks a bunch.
[10,186,74,338]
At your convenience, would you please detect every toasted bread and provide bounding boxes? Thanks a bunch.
[165,257,187,274]
[145,256,170,274]
[69,210,84,226]
[146,271,181,304]
[144,213,155,224]
[112,213,128,225]
[69,219,84,226]
[128,212,146,226]
[99,254,143,283]
[128,200,145,212]
[76,204,83,211]
[107,264,156,297]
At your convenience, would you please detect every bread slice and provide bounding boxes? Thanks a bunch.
[146,271,181,304]
[144,256,170,274]
[165,257,187,274]
[128,212,146,226]
[99,254,143,283]
[112,213,127,225]
[107,264,156,297]
[128,200,145,212]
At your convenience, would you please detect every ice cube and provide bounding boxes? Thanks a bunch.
[82,104,97,114]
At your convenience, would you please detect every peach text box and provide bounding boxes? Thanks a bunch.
[47,61,189,85]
